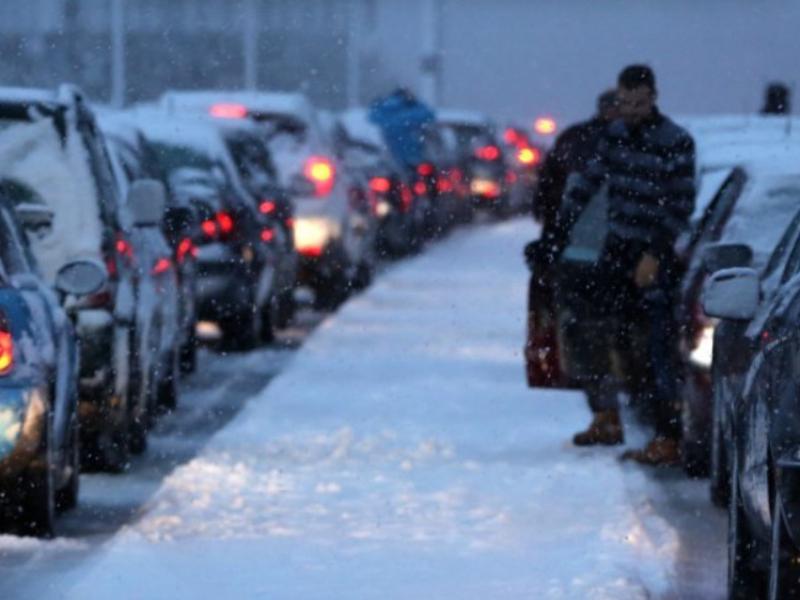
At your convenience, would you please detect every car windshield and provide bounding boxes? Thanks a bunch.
[149,141,216,174]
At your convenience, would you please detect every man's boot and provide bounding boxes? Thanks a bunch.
[620,436,681,466]
[573,410,624,446]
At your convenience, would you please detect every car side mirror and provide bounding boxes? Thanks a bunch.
[15,202,54,232]
[127,179,166,227]
[54,259,107,297]
[703,242,753,273]
[287,174,316,198]
[702,267,760,320]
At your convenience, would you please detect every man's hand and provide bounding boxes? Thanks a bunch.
[634,253,659,288]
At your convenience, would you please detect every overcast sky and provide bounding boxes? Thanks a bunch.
[370,0,800,126]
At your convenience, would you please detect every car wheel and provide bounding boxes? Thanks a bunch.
[179,331,197,375]
[55,414,80,512]
[729,450,769,599]
[157,350,179,413]
[19,423,56,538]
[769,486,800,599]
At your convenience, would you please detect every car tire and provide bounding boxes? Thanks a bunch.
[19,424,56,538]
[729,450,769,599]
[179,332,197,375]
[157,350,179,414]
[681,372,711,478]
[221,303,262,351]
[55,414,80,513]
[769,486,800,599]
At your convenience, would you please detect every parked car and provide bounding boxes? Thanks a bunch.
[159,91,377,309]
[702,206,800,597]
[133,111,294,344]
[501,124,543,214]
[0,86,143,472]
[0,189,105,536]
[680,160,800,502]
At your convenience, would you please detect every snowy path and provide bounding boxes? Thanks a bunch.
[1,219,718,598]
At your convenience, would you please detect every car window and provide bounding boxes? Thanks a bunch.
[685,168,745,258]
[779,216,800,282]
[225,133,278,191]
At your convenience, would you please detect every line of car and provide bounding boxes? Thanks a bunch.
[0,84,543,537]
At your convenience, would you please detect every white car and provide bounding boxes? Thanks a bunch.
[159,91,377,308]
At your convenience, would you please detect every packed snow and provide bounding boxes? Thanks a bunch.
[4,219,689,599]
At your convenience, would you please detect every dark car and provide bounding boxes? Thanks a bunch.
[134,111,293,346]
[686,166,800,500]
[437,110,510,217]
[0,197,104,536]
[0,86,143,472]
[701,217,800,596]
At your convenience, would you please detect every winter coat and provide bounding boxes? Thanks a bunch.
[560,109,695,270]
[368,92,435,171]
[533,116,608,238]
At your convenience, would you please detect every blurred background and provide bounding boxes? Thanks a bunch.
[1,0,797,123]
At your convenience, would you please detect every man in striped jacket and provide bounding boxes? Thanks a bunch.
[562,65,695,465]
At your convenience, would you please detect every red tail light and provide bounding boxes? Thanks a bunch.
[304,156,336,197]
[115,237,133,259]
[436,177,453,193]
[209,103,248,119]
[152,257,172,276]
[417,163,434,177]
[0,331,13,376]
[201,219,218,239]
[260,228,275,243]
[259,200,276,215]
[285,217,295,229]
[216,211,234,236]
[505,170,518,184]
[369,177,391,194]
[517,146,541,166]
[503,128,520,145]
[413,181,428,196]
[475,145,501,161]
[299,246,323,258]
[177,237,196,263]
[400,184,414,212]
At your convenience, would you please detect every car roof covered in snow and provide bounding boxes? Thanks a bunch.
[159,90,316,124]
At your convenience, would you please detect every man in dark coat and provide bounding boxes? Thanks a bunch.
[524,91,618,388]
[560,65,695,464]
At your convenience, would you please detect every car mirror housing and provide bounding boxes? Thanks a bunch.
[703,242,753,274]
[702,267,759,320]
[55,259,107,297]
[127,179,167,227]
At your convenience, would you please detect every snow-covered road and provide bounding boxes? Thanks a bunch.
[0,218,725,599]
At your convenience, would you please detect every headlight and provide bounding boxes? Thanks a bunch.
[375,200,392,218]
[689,324,715,369]
[293,218,340,255]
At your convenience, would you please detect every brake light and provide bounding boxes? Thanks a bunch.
[506,170,518,184]
[503,128,520,145]
[517,146,541,166]
[475,145,501,161]
[201,219,218,239]
[152,257,172,276]
[285,217,295,229]
[304,156,335,196]
[436,177,453,193]
[209,103,248,119]
[369,177,391,194]
[115,238,133,259]
[260,228,275,243]
[259,200,276,215]
[400,184,414,212]
[299,246,323,258]
[177,237,196,263]
[0,324,13,376]
[216,211,234,235]
[417,163,434,177]
[534,117,557,135]
[413,181,428,196]
[471,178,502,199]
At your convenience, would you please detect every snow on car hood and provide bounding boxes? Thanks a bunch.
[0,119,103,283]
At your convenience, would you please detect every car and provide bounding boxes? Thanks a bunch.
[701,209,800,597]
[501,125,544,214]
[98,114,200,375]
[0,86,142,472]
[333,108,418,258]
[676,158,800,497]
[133,110,294,345]
[159,91,377,309]
[0,193,105,536]
[437,110,510,217]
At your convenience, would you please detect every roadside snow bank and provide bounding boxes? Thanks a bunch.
[46,219,678,599]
